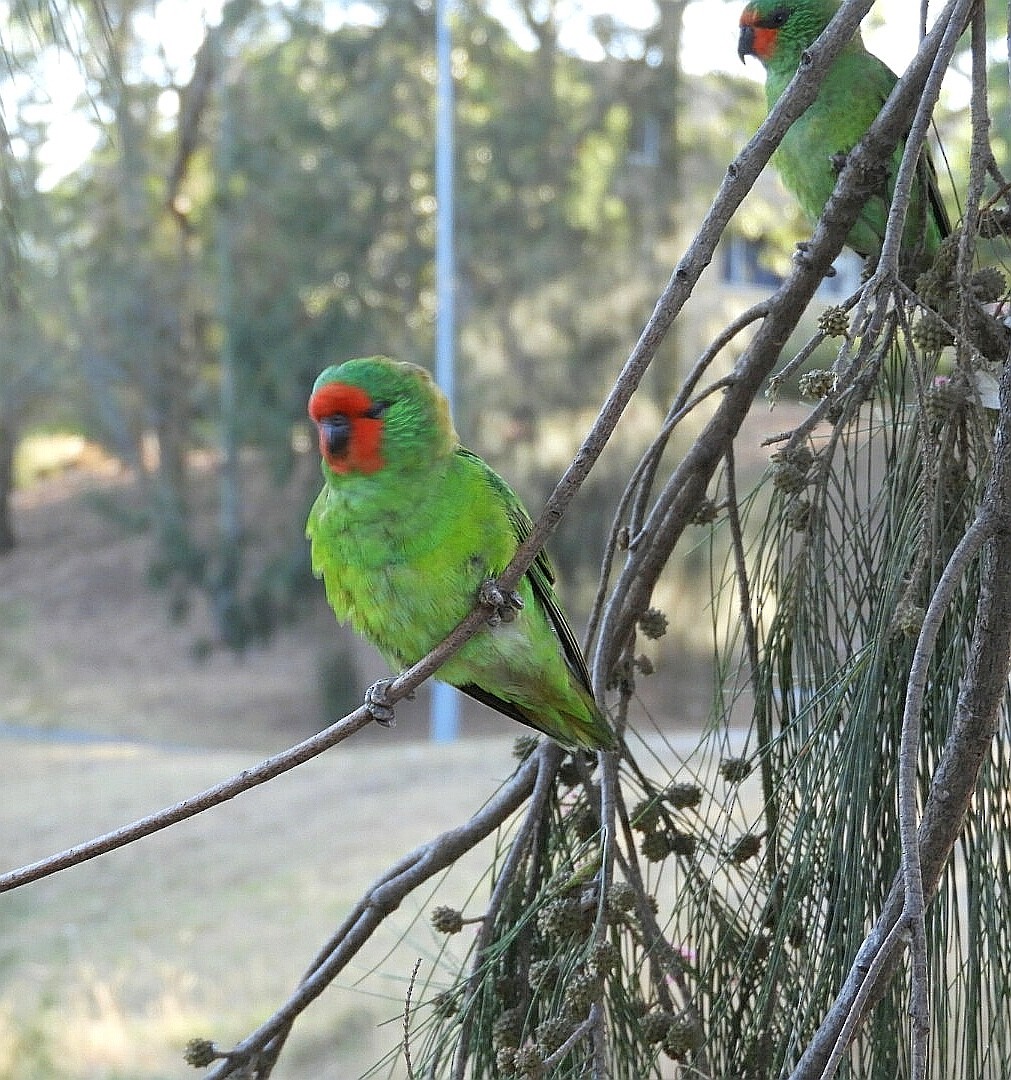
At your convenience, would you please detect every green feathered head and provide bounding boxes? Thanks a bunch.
[308,356,458,478]
[738,0,845,70]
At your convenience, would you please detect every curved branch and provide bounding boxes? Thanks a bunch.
[451,741,562,1080]
[896,514,993,1079]
[871,0,959,281]
[207,749,542,1077]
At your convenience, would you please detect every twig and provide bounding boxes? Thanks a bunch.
[764,284,863,397]
[870,0,960,283]
[543,1002,602,1071]
[584,369,736,653]
[955,0,992,369]
[0,554,524,896]
[450,741,561,1080]
[0,504,574,898]
[815,915,916,1080]
[404,957,422,1080]
[896,514,993,1080]
[625,304,771,538]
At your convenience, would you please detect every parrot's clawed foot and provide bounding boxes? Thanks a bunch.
[829,150,849,175]
[479,579,524,626]
[365,679,398,727]
[791,241,836,276]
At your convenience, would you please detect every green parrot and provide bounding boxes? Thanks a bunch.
[305,356,617,752]
[738,0,950,277]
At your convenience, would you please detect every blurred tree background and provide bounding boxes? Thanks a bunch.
[0,0,776,658]
[7,2,1011,1078]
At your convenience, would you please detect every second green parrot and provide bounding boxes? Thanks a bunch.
[305,356,617,753]
[738,0,950,277]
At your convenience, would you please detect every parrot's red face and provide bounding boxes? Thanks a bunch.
[308,382,389,475]
[738,4,791,63]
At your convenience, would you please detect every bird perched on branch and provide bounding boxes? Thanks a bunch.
[737,0,950,277]
[305,356,617,752]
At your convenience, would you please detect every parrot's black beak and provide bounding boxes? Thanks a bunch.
[320,415,351,460]
[738,24,755,62]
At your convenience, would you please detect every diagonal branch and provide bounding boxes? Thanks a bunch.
[0,705,375,892]
[450,740,563,1080]
[593,0,969,690]
[496,0,883,604]
[207,749,542,1077]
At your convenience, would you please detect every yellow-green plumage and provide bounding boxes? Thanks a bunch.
[738,0,949,278]
[305,356,616,752]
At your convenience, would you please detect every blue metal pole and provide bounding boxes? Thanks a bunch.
[431,0,460,743]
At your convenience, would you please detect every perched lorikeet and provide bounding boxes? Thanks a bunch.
[738,0,950,277]
[305,356,617,752]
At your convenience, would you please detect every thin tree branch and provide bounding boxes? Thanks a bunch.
[543,1003,601,1071]
[815,915,914,1080]
[585,368,736,655]
[450,741,562,1080]
[897,516,993,1080]
[871,0,962,283]
[625,303,772,540]
[955,0,992,368]
[206,750,542,1078]
[0,580,560,894]
[0,705,374,892]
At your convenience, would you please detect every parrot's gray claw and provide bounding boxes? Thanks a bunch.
[829,150,849,175]
[479,579,524,626]
[791,242,836,276]
[365,679,397,727]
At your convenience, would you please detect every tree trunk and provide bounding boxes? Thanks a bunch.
[0,422,17,553]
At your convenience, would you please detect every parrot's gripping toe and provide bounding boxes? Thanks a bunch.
[365,679,398,727]
[792,240,813,268]
[791,241,834,276]
[479,579,525,627]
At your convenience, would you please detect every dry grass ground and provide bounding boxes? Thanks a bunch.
[0,451,540,1078]
[0,734,522,1080]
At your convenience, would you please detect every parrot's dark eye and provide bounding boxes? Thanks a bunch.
[763,7,791,28]
[320,415,352,458]
[363,400,390,420]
